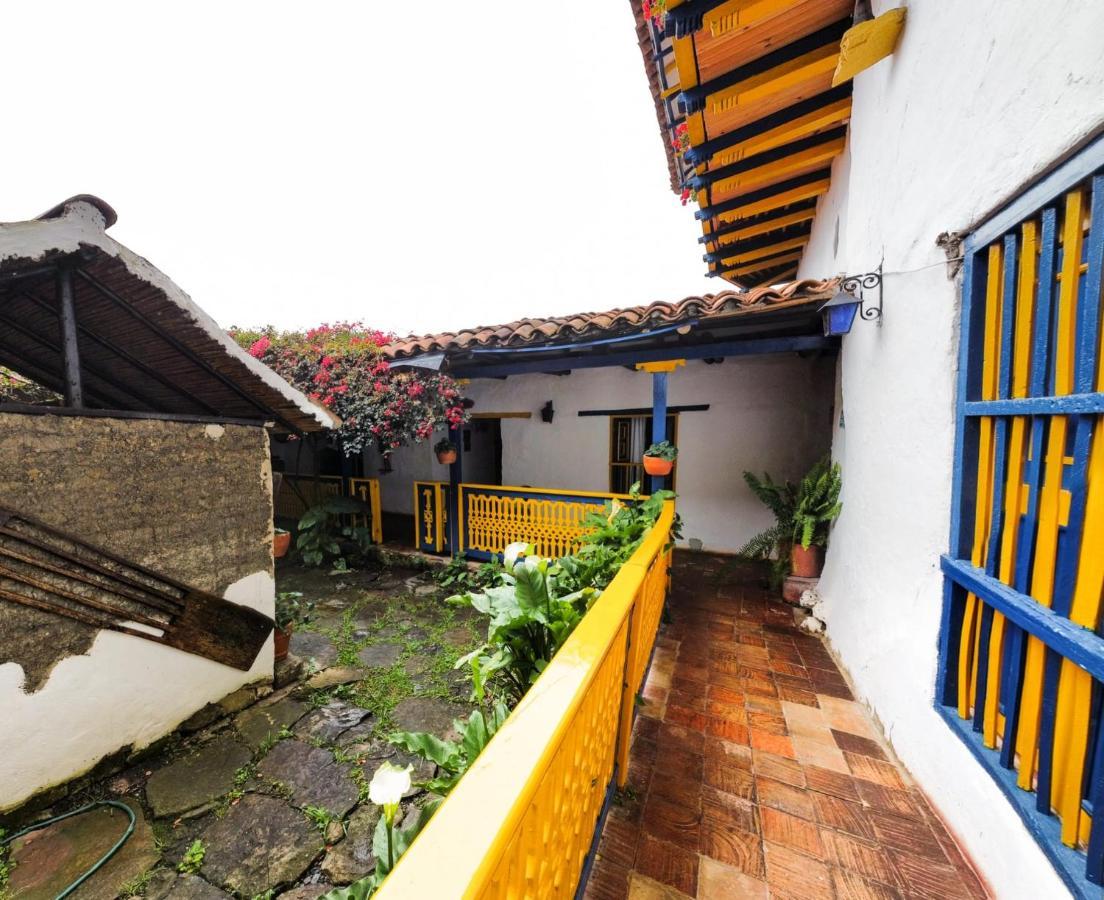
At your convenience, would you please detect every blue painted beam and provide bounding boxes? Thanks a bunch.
[698,199,819,245]
[965,393,1104,416]
[451,334,836,380]
[941,556,1104,683]
[447,424,462,555]
[696,168,832,221]
[650,372,668,494]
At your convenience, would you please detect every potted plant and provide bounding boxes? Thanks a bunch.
[435,438,458,465]
[739,458,842,582]
[642,440,678,476]
[273,591,314,661]
[273,527,291,559]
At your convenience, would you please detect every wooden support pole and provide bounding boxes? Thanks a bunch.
[447,423,463,555]
[57,266,83,408]
[650,372,668,494]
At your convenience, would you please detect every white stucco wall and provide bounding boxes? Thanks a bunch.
[798,1,1104,895]
[448,356,834,554]
[0,572,273,811]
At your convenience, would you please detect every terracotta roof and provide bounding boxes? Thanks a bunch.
[629,0,682,193]
[385,277,838,359]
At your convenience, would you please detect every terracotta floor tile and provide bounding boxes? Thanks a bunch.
[743,694,783,715]
[890,851,978,900]
[793,734,851,773]
[746,710,788,735]
[657,746,705,781]
[703,758,756,800]
[706,684,744,706]
[585,858,632,900]
[674,663,710,684]
[856,780,918,817]
[752,750,806,788]
[702,737,753,767]
[705,699,744,720]
[817,696,879,739]
[701,786,758,833]
[704,716,749,743]
[812,791,877,840]
[761,806,825,859]
[845,752,908,790]
[832,728,889,761]
[748,729,795,759]
[649,771,704,810]
[831,866,903,900]
[640,701,666,721]
[699,822,764,877]
[756,775,815,820]
[697,857,769,900]
[822,829,901,888]
[598,815,643,870]
[626,873,693,900]
[804,764,860,801]
[665,705,709,733]
[869,810,948,862]
[763,841,833,900]
[643,684,669,705]
[642,795,702,848]
[634,835,700,897]
[658,723,706,755]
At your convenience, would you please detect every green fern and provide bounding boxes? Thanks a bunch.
[738,458,842,563]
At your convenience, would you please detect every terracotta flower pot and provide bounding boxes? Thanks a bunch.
[642,455,674,476]
[790,544,824,578]
[436,448,458,465]
[273,531,291,559]
[274,625,292,662]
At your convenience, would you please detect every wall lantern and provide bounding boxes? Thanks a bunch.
[819,266,883,336]
[540,401,555,423]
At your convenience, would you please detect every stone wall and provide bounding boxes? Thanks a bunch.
[0,412,276,809]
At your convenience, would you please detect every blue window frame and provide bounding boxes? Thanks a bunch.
[937,134,1104,896]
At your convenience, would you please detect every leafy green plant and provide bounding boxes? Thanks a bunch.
[643,440,678,461]
[297,496,374,567]
[434,557,505,592]
[433,438,456,456]
[738,458,842,580]
[303,805,338,836]
[275,591,314,631]
[388,701,510,795]
[0,828,13,896]
[177,839,205,874]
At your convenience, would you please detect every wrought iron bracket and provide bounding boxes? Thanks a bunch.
[840,264,883,323]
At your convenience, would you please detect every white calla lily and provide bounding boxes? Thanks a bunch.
[369,761,412,815]
[503,542,531,570]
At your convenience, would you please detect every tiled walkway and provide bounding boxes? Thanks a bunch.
[585,553,989,900]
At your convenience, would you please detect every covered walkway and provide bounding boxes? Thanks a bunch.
[585,553,988,899]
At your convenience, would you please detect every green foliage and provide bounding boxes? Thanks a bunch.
[177,839,205,875]
[738,457,843,569]
[643,440,678,461]
[319,799,442,900]
[0,828,13,895]
[275,591,314,630]
[388,701,510,795]
[434,557,504,592]
[433,438,456,455]
[297,496,374,567]
[118,868,155,898]
[303,805,338,836]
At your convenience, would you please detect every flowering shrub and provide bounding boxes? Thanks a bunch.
[229,323,468,456]
[643,0,667,28]
[671,121,689,154]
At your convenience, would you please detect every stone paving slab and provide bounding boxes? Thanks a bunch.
[320,804,381,885]
[235,697,310,749]
[289,631,339,668]
[200,794,323,896]
[146,737,252,818]
[151,873,231,899]
[391,696,466,739]
[7,799,158,900]
[295,701,373,744]
[357,642,403,668]
[257,740,359,818]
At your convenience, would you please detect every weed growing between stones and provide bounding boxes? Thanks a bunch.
[177,839,205,874]
[302,805,338,836]
[0,828,13,900]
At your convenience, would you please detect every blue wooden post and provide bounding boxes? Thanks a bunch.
[447,423,462,556]
[650,371,668,494]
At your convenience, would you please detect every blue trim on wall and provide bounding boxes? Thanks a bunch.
[965,393,1104,416]
[936,707,1092,898]
[468,320,698,355]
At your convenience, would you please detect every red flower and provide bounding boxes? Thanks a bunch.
[248,336,271,357]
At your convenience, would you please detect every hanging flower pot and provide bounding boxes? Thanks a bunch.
[642,440,678,477]
[273,528,291,559]
[435,439,458,465]
[790,543,824,578]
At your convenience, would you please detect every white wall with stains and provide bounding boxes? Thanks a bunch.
[798,1,1104,895]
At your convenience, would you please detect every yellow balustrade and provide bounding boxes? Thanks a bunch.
[273,474,343,521]
[459,484,636,559]
[376,500,675,899]
[347,477,383,544]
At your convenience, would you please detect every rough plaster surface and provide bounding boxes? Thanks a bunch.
[0,413,276,809]
[796,1,1104,895]
[346,356,835,554]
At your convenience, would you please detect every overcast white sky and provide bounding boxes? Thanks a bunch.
[5,2,715,338]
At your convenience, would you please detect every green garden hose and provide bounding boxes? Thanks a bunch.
[1,800,136,899]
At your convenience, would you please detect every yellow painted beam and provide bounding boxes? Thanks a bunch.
[712,97,852,170]
[714,177,831,225]
[709,44,840,116]
[710,137,845,199]
[717,235,809,266]
[704,207,817,249]
[704,0,795,38]
[832,7,907,86]
[635,360,686,374]
[718,250,803,278]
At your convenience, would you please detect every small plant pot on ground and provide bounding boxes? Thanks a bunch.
[642,455,674,476]
[273,529,291,559]
[274,625,292,661]
[790,544,823,578]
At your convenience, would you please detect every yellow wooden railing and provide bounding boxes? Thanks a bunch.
[412,480,449,553]
[376,500,675,899]
[274,474,382,544]
[348,477,383,544]
[459,484,636,560]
